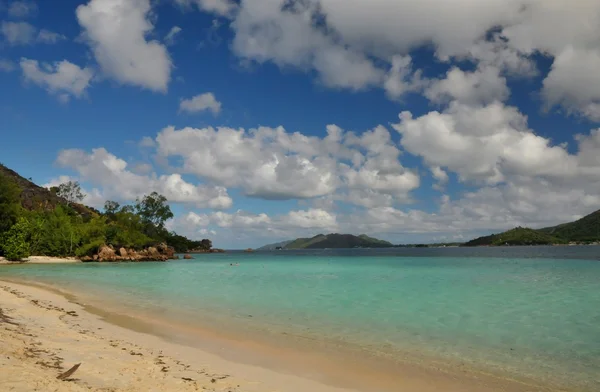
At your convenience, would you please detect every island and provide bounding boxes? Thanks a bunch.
[259,233,393,250]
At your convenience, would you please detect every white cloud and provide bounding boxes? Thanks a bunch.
[164,26,182,46]
[76,0,172,92]
[394,101,580,185]
[37,29,66,44]
[20,58,94,101]
[425,66,509,106]
[225,0,600,118]
[0,58,16,72]
[179,93,222,115]
[154,123,418,203]
[1,21,35,45]
[139,136,156,148]
[542,47,600,121]
[56,148,233,209]
[173,0,237,17]
[7,0,38,18]
[1,21,65,45]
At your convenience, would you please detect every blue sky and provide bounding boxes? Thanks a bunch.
[1,0,600,248]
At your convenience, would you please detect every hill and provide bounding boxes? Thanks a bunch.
[0,164,212,260]
[463,227,565,247]
[539,210,600,242]
[256,240,293,251]
[0,164,98,218]
[265,233,393,250]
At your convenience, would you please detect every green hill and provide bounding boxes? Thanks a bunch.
[0,164,212,260]
[539,210,600,242]
[463,227,565,247]
[270,233,393,250]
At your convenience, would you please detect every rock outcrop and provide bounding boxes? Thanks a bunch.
[85,243,176,262]
[183,254,193,260]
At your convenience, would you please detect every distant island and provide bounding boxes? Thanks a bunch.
[259,234,393,250]
[463,209,600,246]
[259,209,600,250]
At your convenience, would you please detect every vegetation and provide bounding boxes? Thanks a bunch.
[463,227,565,247]
[539,210,600,242]
[271,233,394,250]
[0,166,213,260]
[463,210,600,247]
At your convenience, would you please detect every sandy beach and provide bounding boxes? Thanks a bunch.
[0,278,571,392]
[0,256,81,265]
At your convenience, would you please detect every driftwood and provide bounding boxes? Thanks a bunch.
[57,363,81,380]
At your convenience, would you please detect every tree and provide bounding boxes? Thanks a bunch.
[1,217,30,261]
[0,172,21,236]
[134,192,173,230]
[104,200,120,221]
[200,239,212,250]
[56,181,85,206]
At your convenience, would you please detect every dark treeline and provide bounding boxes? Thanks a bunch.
[0,170,211,261]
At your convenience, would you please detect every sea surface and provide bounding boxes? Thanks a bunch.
[2,246,599,390]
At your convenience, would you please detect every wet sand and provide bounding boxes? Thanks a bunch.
[0,279,573,392]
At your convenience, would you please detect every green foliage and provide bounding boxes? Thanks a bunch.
[135,192,174,230]
[0,165,214,259]
[539,210,600,242]
[463,227,566,247]
[0,172,22,237]
[56,181,85,205]
[1,217,30,260]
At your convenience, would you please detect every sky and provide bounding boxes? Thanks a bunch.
[1,0,600,249]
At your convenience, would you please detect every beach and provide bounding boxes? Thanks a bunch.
[0,275,576,392]
[0,256,81,265]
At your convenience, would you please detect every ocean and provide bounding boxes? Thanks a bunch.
[2,246,599,390]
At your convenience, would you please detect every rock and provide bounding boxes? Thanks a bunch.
[245,248,254,253]
[97,245,117,261]
[157,242,176,259]
[80,256,93,262]
[93,254,98,261]
[119,247,128,258]
[147,247,160,259]
[183,254,193,260]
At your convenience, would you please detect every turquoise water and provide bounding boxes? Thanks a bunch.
[2,249,600,389]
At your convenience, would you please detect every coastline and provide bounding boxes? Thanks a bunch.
[0,256,82,265]
[0,278,575,392]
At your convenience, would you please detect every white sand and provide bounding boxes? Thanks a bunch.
[0,256,81,264]
[0,279,568,392]
[0,280,358,392]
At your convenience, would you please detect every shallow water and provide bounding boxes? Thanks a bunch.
[2,247,599,390]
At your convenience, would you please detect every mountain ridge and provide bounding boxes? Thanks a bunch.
[259,233,393,250]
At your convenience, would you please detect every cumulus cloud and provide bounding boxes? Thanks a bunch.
[224,0,600,118]
[56,147,233,209]
[20,58,94,102]
[76,0,172,92]
[154,123,419,203]
[179,93,222,115]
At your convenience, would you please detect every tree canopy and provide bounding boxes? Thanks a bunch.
[0,172,214,260]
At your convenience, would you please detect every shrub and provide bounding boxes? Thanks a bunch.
[1,218,30,261]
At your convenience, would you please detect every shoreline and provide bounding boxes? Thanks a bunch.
[0,278,578,392]
[0,256,82,265]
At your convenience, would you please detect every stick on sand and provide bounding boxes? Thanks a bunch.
[57,363,81,380]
